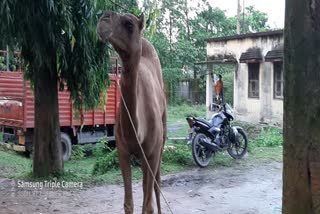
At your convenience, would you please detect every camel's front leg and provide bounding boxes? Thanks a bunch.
[118,148,133,214]
[154,162,161,214]
[141,153,161,214]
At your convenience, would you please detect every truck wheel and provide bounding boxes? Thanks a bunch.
[28,150,34,160]
[61,133,72,161]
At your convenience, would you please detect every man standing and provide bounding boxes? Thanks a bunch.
[215,74,224,104]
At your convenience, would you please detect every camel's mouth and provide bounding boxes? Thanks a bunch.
[97,29,112,43]
[97,19,113,43]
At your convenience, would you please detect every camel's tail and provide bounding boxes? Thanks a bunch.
[162,109,167,147]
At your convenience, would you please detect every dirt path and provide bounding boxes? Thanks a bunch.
[0,162,282,214]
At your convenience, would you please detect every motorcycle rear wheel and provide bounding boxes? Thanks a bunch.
[192,133,213,167]
[227,129,248,159]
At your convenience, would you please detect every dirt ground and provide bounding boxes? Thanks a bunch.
[0,162,282,214]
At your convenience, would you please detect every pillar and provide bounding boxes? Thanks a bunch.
[206,63,213,119]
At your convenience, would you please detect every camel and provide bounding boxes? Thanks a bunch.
[97,11,167,214]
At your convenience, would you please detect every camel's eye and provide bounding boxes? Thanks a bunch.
[125,20,134,32]
[102,12,111,21]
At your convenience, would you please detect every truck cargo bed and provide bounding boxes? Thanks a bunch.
[0,70,120,130]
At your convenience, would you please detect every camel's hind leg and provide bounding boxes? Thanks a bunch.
[153,109,166,214]
[118,149,134,214]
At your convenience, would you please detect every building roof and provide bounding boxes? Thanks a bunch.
[205,30,283,43]
[239,48,263,62]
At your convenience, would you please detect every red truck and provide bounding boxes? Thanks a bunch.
[0,51,120,160]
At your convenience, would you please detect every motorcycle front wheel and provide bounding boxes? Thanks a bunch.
[192,133,213,168]
[227,129,248,159]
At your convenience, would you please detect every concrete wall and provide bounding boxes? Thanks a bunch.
[207,34,283,125]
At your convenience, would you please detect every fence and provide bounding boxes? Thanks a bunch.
[175,79,205,104]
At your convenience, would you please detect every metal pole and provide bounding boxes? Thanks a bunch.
[6,45,9,72]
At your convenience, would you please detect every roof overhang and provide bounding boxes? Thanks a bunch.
[265,49,283,62]
[239,48,263,63]
[194,59,237,65]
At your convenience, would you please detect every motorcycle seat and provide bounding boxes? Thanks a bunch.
[195,117,214,127]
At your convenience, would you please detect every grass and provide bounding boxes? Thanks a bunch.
[0,105,283,185]
[167,123,189,138]
[167,104,206,139]
[0,148,31,178]
[167,104,206,123]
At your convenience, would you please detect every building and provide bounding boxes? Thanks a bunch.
[205,30,284,125]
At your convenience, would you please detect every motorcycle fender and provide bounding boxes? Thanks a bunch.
[187,127,195,143]
[232,126,244,132]
[230,126,240,142]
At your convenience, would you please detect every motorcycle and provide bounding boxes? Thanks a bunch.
[186,103,248,167]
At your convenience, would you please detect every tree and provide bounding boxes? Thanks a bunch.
[0,0,110,177]
[283,0,320,213]
[150,1,270,104]
[240,6,269,33]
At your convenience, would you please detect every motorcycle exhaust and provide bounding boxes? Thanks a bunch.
[199,138,222,152]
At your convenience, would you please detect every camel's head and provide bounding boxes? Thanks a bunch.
[97,11,144,55]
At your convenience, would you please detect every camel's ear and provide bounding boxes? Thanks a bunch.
[138,13,145,31]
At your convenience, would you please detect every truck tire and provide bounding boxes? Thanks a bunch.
[61,133,72,161]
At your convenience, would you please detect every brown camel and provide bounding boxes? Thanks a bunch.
[97,11,167,214]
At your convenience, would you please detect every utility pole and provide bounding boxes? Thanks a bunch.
[237,0,241,34]
[242,0,245,33]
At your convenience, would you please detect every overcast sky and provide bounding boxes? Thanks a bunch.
[206,0,285,29]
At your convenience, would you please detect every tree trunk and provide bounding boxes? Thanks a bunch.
[33,65,63,177]
[283,0,320,213]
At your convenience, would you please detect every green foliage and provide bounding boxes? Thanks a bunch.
[71,145,85,160]
[91,140,117,175]
[92,138,112,157]
[232,121,262,140]
[0,0,113,110]
[162,143,192,165]
[240,6,270,33]
[92,148,118,175]
[0,0,160,109]
[0,52,20,71]
[253,127,283,147]
[0,132,3,141]
[173,97,192,106]
[222,71,234,105]
[162,68,182,104]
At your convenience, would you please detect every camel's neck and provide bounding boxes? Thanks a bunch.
[119,46,141,120]
[118,39,155,120]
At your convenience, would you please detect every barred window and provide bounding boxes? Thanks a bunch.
[248,63,260,98]
[274,62,284,99]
